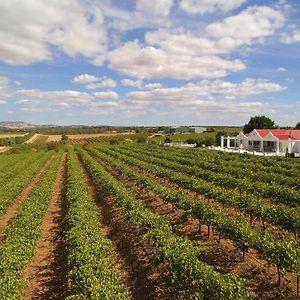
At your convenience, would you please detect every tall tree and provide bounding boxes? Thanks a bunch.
[295,122,300,129]
[243,116,276,133]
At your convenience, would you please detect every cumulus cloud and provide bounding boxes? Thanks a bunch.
[136,0,174,17]
[277,67,287,72]
[145,28,250,56]
[94,91,119,100]
[146,29,221,55]
[72,74,100,84]
[121,78,287,124]
[0,76,11,99]
[86,77,117,89]
[85,101,124,115]
[180,0,246,15]
[15,89,93,112]
[281,30,300,44]
[121,79,143,89]
[126,78,286,105]
[108,40,245,80]
[0,1,106,65]
[73,75,117,89]
[207,6,285,49]
[108,9,286,81]
[144,83,162,89]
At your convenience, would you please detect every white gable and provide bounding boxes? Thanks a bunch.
[237,132,247,139]
[263,132,278,141]
[248,129,262,140]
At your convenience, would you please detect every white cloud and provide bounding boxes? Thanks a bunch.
[0,1,106,65]
[277,67,287,72]
[136,0,174,17]
[108,40,245,80]
[144,83,162,90]
[146,29,221,55]
[180,0,246,15]
[121,78,287,125]
[0,76,11,99]
[207,6,285,48]
[85,101,124,115]
[94,91,119,100]
[0,100,6,105]
[122,79,143,89]
[72,74,100,84]
[145,28,251,56]
[125,78,286,105]
[86,77,117,89]
[281,30,300,44]
[15,89,93,112]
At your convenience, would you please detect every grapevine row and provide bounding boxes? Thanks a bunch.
[118,144,300,207]
[142,143,300,179]
[0,151,53,216]
[0,152,62,299]
[0,152,45,186]
[124,143,300,190]
[66,150,131,299]
[87,147,300,283]
[103,145,300,235]
[78,148,253,300]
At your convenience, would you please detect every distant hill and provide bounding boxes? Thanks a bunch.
[0,121,36,130]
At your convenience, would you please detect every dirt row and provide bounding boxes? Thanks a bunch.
[88,150,298,300]
[0,154,68,299]
[0,156,54,241]
[78,154,177,299]
[1,146,297,299]
[112,150,297,241]
[22,153,68,299]
[0,150,174,299]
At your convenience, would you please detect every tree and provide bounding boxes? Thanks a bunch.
[137,136,146,143]
[164,137,172,144]
[61,133,68,144]
[215,131,226,146]
[243,115,276,133]
[295,122,300,129]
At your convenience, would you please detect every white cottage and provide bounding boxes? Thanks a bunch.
[221,129,300,156]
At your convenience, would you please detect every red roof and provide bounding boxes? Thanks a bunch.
[245,129,300,140]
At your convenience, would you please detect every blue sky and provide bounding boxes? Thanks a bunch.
[0,0,299,126]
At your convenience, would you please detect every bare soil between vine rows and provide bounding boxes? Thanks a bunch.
[21,153,68,299]
[78,153,178,300]
[93,150,298,300]
[0,156,54,242]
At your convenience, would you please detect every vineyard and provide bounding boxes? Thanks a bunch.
[0,143,300,299]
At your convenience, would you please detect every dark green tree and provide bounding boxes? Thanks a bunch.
[61,133,68,143]
[164,136,172,143]
[215,131,226,146]
[243,115,276,133]
[295,122,300,129]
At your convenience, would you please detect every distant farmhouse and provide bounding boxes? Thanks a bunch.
[170,126,207,134]
[221,129,300,156]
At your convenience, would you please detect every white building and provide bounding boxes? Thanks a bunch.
[221,129,300,156]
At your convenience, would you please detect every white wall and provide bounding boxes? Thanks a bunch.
[291,141,300,153]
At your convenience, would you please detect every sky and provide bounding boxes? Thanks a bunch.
[0,0,299,127]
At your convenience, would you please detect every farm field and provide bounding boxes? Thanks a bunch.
[0,143,300,299]
[67,131,135,140]
[25,133,49,144]
[0,133,28,138]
